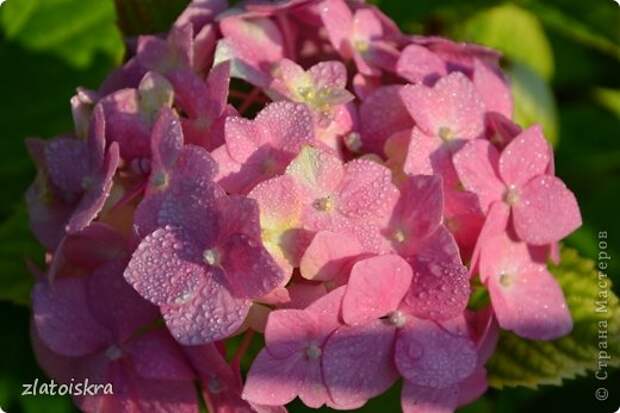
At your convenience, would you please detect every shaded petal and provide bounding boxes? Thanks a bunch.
[300,231,363,281]
[395,317,477,388]
[323,321,399,407]
[396,44,446,85]
[265,309,319,358]
[33,277,111,357]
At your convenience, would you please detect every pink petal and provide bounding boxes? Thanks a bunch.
[513,175,582,245]
[149,108,184,188]
[453,139,504,213]
[469,201,510,272]
[265,309,319,358]
[224,116,262,163]
[87,260,159,342]
[498,125,550,187]
[401,380,459,413]
[221,233,285,299]
[473,58,513,119]
[401,72,485,141]
[161,274,250,345]
[66,141,120,233]
[33,277,112,357]
[45,137,89,194]
[309,61,348,91]
[359,85,414,154]
[319,0,354,56]
[128,330,196,381]
[242,349,304,406]
[396,44,447,85]
[342,254,412,325]
[388,175,444,249]
[480,233,572,339]
[255,101,314,152]
[125,226,207,306]
[404,229,470,321]
[286,146,344,199]
[305,285,347,335]
[300,231,364,281]
[219,16,284,68]
[401,128,442,176]
[395,317,478,387]
[338,158,398,223]
[322,321,399,407]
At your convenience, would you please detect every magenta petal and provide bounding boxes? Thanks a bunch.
[473,58,513,119]
[513,175,581,245]
[453,139,504,213]
[45,137,89,194]
[265,309,318,358]
[401,380,459,413]
[395,317,477,388]
[242,349,303,406]
[33,277,111,357]
[397,44,446,85]
[300,231,363,281]
[161,274,250,345]
[149,108,184,185]
[66,142,121,233]
[127,330,195,381]
[359,85,413,154]
[339,158,398,223]
[480,233,572,339]
[222,233,285,299]
[405,230,470,321]
[401,72,485,141]
[498,125,550,187]
[87,260,159,342]
[322,321,399,407]
[125,226,207,306]
[343,255,412,325]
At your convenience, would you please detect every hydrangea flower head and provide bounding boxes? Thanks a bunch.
[25,1,583,412]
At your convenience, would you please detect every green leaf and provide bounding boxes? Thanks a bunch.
[521,0,620,61]
[457,4,554,80]
[0,204,43,305]
[487,247,620,389]
[113,0,190,36]
[0,0,124,68]
[508,62,558,146]
[593,88,620,119]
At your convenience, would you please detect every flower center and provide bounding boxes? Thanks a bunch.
[313,196,334,212]
[81,175,93,190]
[152,171,168,188]
[438,126,455,141]
[503,185,520,205]
[499,273,513,287]
[387,310,407,328]
[207,376,224,394]
[305,343,322,360]
[203,248,221,266]
[392,229,406,243]
[344,132,362,153]
[105,345,123,360]
[354,39,369,53]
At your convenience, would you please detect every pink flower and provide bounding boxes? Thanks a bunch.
[126,192,284,344]
[242,287,346,408]
[32,260,200,412]
[479,231,572,339]
[26,106,120,249]
[212,101,315,194]
[283,145,399,252]
[319,0,399,76]
[453,126,582,245]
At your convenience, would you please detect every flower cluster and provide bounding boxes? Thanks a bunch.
[26,0,582,412]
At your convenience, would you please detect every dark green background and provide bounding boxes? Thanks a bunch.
[0,0,618,412]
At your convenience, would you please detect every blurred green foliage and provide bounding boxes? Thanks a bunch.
[0,0,619,412]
